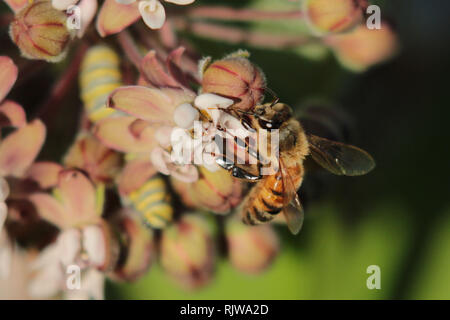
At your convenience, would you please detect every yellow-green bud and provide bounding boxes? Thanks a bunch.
[304,0,366,35]
[9,0,74,62]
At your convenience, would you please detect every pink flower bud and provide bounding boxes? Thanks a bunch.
[9,0,74,62]
[303,0,366,35]
[225,219,279,274]
[328,22,398,71]
[201,56,266,111]
[160,214,215,289]
[109,209,155,282]
[171,167,243,214]
[63,133,124,185]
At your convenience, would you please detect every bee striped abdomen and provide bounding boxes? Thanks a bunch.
[80,45,122,123]
[127,176,173,229]
[243,172,285,225]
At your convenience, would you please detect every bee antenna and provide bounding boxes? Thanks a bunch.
[234,109,255,116]
[264,87,279,107]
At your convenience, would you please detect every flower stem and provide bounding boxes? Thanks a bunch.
[117,30,143,69]
[137,24,199,77]
[186,6,303,22]
[175,21,314,49]
[37,42,88,123]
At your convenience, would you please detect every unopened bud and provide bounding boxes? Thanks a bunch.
[225,219,279,274]
[109,209,155,282]
[303,0,366,35]
[160,214,215,289]
[171,167,243,214]
[9,0,74,62]
[328,22,398,71]
[201,56,266,111]
[63,133,123,185]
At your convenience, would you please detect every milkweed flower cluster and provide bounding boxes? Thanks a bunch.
[0,0,398,299]
[115,0,195,30]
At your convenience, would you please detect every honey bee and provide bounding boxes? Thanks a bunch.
[216,102,375,234]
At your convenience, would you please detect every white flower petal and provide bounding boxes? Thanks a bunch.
[171,164,199,183]
[30,242,60,271]
[52,0,79,10]
[0,202,7,233]
[219,112,250,140]
[65,269,105,300]
[202,152,220,172]
[115,0,137,4]
[77,0,98,37]
[195,93,234,110]
[154,126,173,148]
[170,128,197,165]
[0,233,12,279]
[28,263,63,298]
[0,247,30,299]
[0,177,9,202]
[173,103,199,129]
[195,93,234,125]
[57,229,82,266]
[150,147,171,175]
[82,225,106,268]
[165,0,195,5]
[139,0,166,30]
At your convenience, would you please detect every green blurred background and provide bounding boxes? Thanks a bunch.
[108,0,450,300]
[2,0,449,300]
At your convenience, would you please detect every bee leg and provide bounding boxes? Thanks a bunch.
[231,166,262,181]
[215,156,234,171]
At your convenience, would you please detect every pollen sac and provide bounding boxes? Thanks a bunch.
[9,0,74,62]
[63,133,124,186]
[225,219,279,274]
[303,0,366,35]
[201,56,266,111]
[109,209,155,282]
[160,214,215,289]
[329,22,398,71]
[170,167,243,215]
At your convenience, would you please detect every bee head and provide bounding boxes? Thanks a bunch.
[253,103,292,130]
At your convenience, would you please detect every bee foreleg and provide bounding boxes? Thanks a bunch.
[231,166,262,181]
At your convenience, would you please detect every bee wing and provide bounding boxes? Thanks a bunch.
[307,134,376,176]
[282,195,305,235]
[279,159,305,235]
